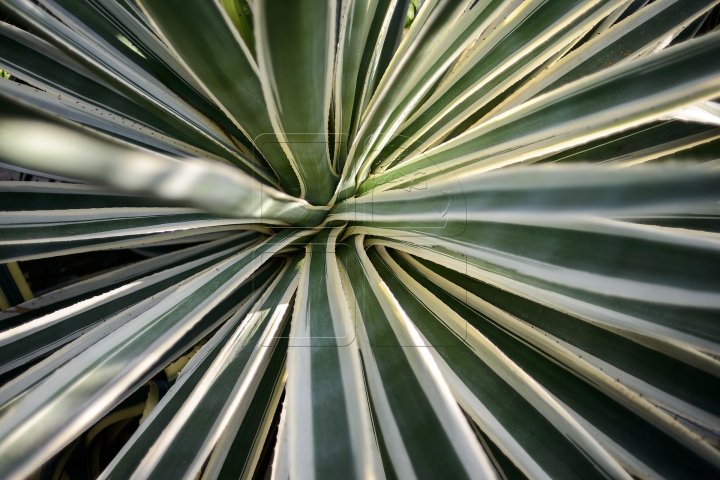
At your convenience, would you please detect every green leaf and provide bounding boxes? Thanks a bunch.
[401,253,720,437]
[254,0,338,204]
[497,0,720,115]
[333,0,380,173]
[346,166,720,358]
[0,229,312,479]
[383,249,720,478]
[220,0,256,58]
[338,0,501,201]
[0,180,263,262]
[336,234,497,479]
[1,0,270,177]
[0,110,329,227]
[96,273,273,479]
[0,255,278,419]
[202,322,287,480]
[362,29,720,193]
[0,204,258,263]
[0,22,192,146]
[102,256,302,479]
[0,73,243,165]
[0,232,258,326]
[0,234,261,376]
[68,0,260,155]
[135,0,302,195]
[347,0,410,148]
[0,22,253,167]
[372,246,630,480]
[285,228,381,478]
[369,0,627,173]
[533,120,719,166]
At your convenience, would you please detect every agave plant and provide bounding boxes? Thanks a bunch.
[0,0,720,478]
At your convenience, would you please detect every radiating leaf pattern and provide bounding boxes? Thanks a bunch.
[0,0,719,479]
